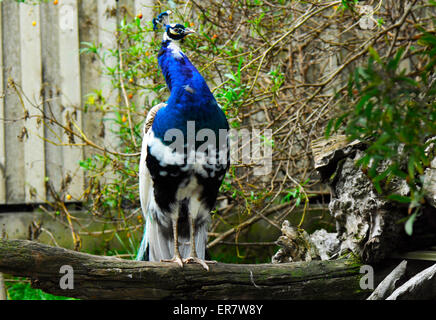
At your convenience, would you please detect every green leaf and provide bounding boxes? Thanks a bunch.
[368,46,382,64]
[224,73,236,82]
[325,119,334,138]
[373,181,382,194]
[334,113,348,131]
[386,194,411,204]
[295,197,301,207]
[405,212,417,236]
[387,47,405,71]
[407,156,416,179]
[373,167,391,183]
[355,94,370,113]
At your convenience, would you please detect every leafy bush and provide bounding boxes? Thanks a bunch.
[327,22,436,234]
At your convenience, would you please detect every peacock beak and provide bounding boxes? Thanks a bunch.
[184,28,196,35]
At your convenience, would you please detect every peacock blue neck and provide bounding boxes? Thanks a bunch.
[158,40,214,102]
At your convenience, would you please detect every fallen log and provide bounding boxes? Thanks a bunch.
[0,239,368,300]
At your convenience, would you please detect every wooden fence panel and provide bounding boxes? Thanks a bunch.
[0,1,155,205]
[40,0,63,198]
[59,0,84,200]
[3,1,25,203]
[20,3,46,203]
[0,4,5,203]
[98,0,119,155]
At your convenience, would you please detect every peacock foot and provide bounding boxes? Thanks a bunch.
[183,257,217,271]
[161,255,184,268]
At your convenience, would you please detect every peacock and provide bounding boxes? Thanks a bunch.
[136,11,229,270]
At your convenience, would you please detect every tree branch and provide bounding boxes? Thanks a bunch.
[0,239,367,300]
[367,260,407,300]
[386,262,436,300]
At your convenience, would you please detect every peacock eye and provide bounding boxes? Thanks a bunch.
[168,28,178,36]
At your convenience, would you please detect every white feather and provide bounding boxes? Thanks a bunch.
[139,103,166,220]
[136,103,166,261]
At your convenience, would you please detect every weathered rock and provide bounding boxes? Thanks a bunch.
[329,150,406,263]
[310,229,340,260]
[311,135,366,182]
[272,220,318,263]
[423,155,436,209]
[311,136,436,264]
[272,220,339,263]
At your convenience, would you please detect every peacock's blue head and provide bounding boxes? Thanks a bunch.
[164,24,195,41]
[153,11,195,41]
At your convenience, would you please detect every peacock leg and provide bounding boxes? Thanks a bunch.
[183,216,216,271]
[161,215,183,268]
